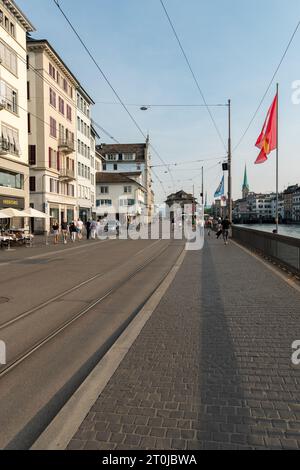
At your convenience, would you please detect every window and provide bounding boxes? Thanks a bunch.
[1,124,20,155]
[100,186,109,194]
[50,117,57,138]
[10,23,15,37]
[0,40,17,75]
[0,80,18,113]
[50,88,56,108]
[0,169,24,189]
[123,153,135,161]
[48,148,57,169]
[66,105,72,121]
[29,145,36,165]
[30,176,36,192]
[96,200,112,207]
[113,164,118,171]
[107,154,117,161]
[63,79,68,92]
[49,63,56,79]
[58,97,64,115]
[28,113,31,133]
[124,186,132,194]
[27,82,30,100]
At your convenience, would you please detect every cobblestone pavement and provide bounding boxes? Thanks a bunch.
[68,237,300,450]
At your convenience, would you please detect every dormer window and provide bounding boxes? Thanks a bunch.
[123,153,136,161]
[106,154,117,161]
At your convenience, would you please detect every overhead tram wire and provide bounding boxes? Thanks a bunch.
[233,18,300,152]
[159,0,227,153]
[52,0,175,190]
[13,44,121,146]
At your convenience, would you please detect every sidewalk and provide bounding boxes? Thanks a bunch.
[68,236,300,450]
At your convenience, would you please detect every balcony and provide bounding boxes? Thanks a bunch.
[59,167,75,182]
[58,137,75,155]
[0,138,19,157]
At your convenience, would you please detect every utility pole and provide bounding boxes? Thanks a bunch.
[201,166,204,206]
[227,99,232,222]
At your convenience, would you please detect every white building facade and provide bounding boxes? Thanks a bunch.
[0,0,34,213]
[96,140,154,221]
[76,87,95,223]
[95,172,146,222]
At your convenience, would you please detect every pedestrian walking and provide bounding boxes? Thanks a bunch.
[91,219,97,240]
[86,219,92,240]
[70,221,77,243]
[76,219,84,240]
[221,217,232,245]
[61,219,68,244]
[52,220,59,245]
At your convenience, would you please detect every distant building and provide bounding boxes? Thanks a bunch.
[284,185,299,223]
[292,187,300,222]
[95,172,146,222]
[165,190,197,211]
[97,139,153,221]
[242,165,250,199]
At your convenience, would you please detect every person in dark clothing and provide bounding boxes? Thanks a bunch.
[86,220,92,240]
[221,217,232,245]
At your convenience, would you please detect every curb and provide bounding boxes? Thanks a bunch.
[31,248,187,450]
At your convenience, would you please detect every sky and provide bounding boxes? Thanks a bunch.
[18,0,300,204]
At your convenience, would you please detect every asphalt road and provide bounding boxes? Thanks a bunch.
[0,237,185,449]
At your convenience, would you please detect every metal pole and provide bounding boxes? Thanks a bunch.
[201,166,204,206]
[228,99,232,222]
[276,83,279,233]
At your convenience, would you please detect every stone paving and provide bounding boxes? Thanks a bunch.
[68,237,300,450]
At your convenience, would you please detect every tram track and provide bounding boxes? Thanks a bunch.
[0,240,175,379]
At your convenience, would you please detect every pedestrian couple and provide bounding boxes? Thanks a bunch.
[86,219,98,240]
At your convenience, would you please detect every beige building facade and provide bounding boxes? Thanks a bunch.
[0,0,34,213]
[27,38,78,232]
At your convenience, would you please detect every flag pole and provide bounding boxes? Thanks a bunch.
[276,83,279,233]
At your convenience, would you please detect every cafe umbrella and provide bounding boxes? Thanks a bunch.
[21,208,47,219]
[0,209,20,251]
[0,208,24,218]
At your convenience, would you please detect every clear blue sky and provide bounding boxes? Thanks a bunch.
[19,0,300,204]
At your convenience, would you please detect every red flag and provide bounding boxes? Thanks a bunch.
[255,94,277,164]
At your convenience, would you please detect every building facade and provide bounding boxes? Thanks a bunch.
[96,140,154,221]
[95,172,146,222]
[0,0,34,213]
[283,185,298,223]
[27,38,78,232]
[76,87,96,223]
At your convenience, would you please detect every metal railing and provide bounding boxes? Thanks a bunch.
[232,225,300,275]
[59,168,75,180]
[0,138,19,156]
[58,137,75,153]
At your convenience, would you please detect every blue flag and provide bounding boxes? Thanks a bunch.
[214,176,225,199]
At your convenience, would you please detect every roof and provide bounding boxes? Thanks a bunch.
[97,143,147,162]
[27,38,80,87]
[96,172,145,190]
[4,0,35,32]
[28,38,94,101]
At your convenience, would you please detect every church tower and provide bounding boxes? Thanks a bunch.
[242,165,250,199]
